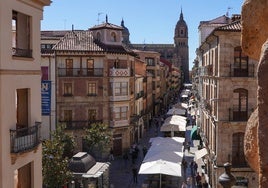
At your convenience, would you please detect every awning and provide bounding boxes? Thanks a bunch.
[166,108,186,115]
[194,148,208,160]
[190,126,201,140]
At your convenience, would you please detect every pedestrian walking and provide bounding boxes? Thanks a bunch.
[109,148,114,161]
[181,181,187,188]
[142,145,147,157]
[186,142,191,153]
[186,176,193,188]
[123,152,129,169]
[182,158,188,178]
[195,172,201,186]
[201,173,207,187]
[193,161,198,175]
[132,164,138,183]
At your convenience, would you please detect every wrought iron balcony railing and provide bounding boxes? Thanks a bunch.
[228,107,251,122]
[12,48,32,58]
[59,120,103,130]
[229,64,255,77]
[10,122,41,153]
[58,68,103,77]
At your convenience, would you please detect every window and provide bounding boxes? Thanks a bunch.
[64,110,72,121]
[87,59,94,76]
[66,59,73,76]
[96,32,101,41]
[114,82,128,96]
[145,58,155,66]
[16,89,29,129]
[233,88,248,121]
[88,83,97,96]
[88,109,97,121]
[233,46,249,77]
[41,66,49,80]
[232,132,247,167]
[111,32,116,42]
[114,106,127,120]
[64,83,73,96]
[12,10,32,58]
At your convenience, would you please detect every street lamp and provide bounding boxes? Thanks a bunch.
[218,162,236,188]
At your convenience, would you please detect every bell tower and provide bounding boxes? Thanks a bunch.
[174,8,189,83]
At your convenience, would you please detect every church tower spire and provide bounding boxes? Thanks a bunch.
[174,7,189,83]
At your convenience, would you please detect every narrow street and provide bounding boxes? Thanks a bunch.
[109,96,204,188]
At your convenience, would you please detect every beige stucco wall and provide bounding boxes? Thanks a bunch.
[0,0,50,187]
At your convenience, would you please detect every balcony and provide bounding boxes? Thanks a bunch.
[10,122,41,153]
[229,107,250,121]
[229,64,255,77]
[60,120,103,130]
[110,120,129,128]
[12,48,32,58]
[58,68,103,77]
[109,68,130,77]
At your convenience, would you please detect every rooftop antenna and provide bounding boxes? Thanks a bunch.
[226,6,232,17]
[97,12,103,24]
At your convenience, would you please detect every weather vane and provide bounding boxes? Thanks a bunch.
[97,12,103,24]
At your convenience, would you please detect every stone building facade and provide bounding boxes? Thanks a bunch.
[195,15,259,188]
[51,20,138,156]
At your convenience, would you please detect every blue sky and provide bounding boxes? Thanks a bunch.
[42,0,244,69]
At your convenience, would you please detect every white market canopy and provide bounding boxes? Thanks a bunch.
[139,159,181,177]
[144,136,184,164]
[166,108,186,116]
[172,102,188,109]
[160,115,187,133]
[149,136,185,145]
[139,136,184,183]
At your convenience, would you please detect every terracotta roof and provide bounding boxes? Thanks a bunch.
[199,15,230,25]
[53,30,136,55]
[90,22,123,31]
[53,31,103,52]
[41,30,70,39]
[215,20,241,32]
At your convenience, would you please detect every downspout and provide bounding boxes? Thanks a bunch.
[211,32,219,154]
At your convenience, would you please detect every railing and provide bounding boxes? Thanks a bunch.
[58,68,103,77]
[109,68,130,77]
[229,107,250,121]
[229,64,255,77]
[10,122,41,153]
[12,48,32,58]
[60,120,103,130]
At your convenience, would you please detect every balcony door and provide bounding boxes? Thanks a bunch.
[15,163,31,188]
[87,59,94,76]
[233,88,248,121]
[16,89,28,129]
[234,46,249,77]
[66,59,73,76]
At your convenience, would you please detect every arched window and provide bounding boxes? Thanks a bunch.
[233,46,249,77]
[233,88,248,121]
[111,32,116,42]
[232,132,247,167]
[96,32,101,41]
